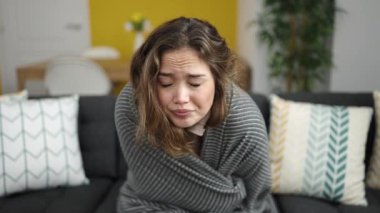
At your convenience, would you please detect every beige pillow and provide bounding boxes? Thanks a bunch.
[366,91,380,188]
[269,95,372,206]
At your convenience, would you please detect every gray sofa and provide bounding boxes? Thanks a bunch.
[0,92,379,213]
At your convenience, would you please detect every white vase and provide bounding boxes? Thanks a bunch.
[133,32,144,52]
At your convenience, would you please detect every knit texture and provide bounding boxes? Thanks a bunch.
[115,84,277,213]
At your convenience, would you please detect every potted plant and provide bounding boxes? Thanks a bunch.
[257,0,336,92]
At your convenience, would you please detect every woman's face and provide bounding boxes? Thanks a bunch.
[157,47,215,128]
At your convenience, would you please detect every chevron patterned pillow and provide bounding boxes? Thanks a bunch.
[0,95,89,197]
[0,90,28,102]
[269,95,372,206]
[367,91,380,189]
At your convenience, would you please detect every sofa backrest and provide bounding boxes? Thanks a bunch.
[250,92,376,172]
[77,93,376,179]
[78,96,126,179]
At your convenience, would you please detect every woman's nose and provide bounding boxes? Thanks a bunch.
[174,86,189,104]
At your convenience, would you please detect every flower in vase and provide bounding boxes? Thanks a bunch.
[124,12,150,33]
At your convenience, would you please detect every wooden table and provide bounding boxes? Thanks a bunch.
[17,58,130,93]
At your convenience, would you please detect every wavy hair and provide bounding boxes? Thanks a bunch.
[130,17,235,157]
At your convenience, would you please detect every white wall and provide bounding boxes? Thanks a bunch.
[0,1,5,93]
[0,0,90,94]
[238,0,284,94]
[237,0,255,92]
[237,0,271,94]
[330,0,380,92]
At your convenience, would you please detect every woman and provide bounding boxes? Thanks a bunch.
[115,17,278,213]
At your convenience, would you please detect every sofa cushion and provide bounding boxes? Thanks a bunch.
[0,95,89,197]
[94,180,123,213]
[0,178,112,213]
[274,194,340,213]
[337,188,380,213]
[367,91,380,189]
[78,96,120,178]
[269,95,372,205]
[250,93,271,130]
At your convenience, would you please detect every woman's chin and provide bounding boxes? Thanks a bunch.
[170,118,196,129]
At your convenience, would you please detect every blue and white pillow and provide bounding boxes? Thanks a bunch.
[0,95,89,196]
[269,95,373,206]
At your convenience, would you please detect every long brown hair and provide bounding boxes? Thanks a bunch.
[130,17,235,157]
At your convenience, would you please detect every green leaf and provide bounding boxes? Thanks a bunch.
[256,0,336,92]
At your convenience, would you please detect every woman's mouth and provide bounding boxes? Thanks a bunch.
[172,109,192,118]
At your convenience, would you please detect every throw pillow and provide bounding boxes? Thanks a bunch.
[0,90,28,102]
[269,95,372,206]
[0,95,89,197]
[366,91,380,188]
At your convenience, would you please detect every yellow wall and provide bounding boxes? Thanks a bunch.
[89,0,236,59]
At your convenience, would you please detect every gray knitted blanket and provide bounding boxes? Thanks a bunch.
[115,84,278,213]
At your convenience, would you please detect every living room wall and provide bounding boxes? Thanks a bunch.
[89,0,236,59]
[330,0,380,92]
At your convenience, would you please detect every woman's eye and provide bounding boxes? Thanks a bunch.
[190,83,201,87]
[160,83,173,87]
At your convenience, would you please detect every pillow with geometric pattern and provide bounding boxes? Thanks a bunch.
[0,95,89,197]
[366,91,380,188]
[0,90,28,102]
[269,95,372,206]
